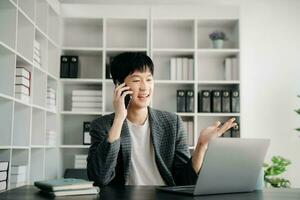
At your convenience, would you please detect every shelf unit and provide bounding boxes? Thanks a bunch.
[1,2,241,188]
[58,7,240,177]
[0,0,60,190]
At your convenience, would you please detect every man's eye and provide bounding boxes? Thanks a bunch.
[132,80,140,82]
[147,79,153,81]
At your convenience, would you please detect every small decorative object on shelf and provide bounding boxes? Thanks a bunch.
[209,31,227,49]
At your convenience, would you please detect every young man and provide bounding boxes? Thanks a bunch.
[87,52,236,186]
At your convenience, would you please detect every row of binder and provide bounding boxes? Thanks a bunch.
[198,90,240,113]
[176,89,240,113]
[60,55,79,78]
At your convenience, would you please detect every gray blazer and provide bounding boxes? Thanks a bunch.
[87,107,198,186]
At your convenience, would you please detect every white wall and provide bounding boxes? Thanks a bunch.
[239,0,300,188]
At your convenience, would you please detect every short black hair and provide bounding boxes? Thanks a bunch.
[110,52,154,84]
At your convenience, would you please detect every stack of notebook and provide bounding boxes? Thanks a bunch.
[71,90,102,112]
[0,161,9,192]
[34,178,99,197]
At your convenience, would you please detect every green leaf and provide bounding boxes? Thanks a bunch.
[296,128,300,132]
[295,109,300,115]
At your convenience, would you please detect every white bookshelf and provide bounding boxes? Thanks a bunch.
[0,0,60,190]
[0,2,241,190]
[57,6,241,177]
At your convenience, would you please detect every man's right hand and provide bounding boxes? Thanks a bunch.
[113,83,133,120]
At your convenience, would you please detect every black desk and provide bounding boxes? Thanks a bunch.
[0,185,300,200]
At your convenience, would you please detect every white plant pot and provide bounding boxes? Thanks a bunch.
[212,39,224,49]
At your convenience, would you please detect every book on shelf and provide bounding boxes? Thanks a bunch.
[46,131,56,146]
[60,56,69,78]
[34,178,95,192]
[11,165,27,175]
[232,57,239,80]
[34,40,40,50]
[170,57,194,81]
[69,56,79,78]
[211,90,221,113]
[176,57,182,80]
[47,98,56,106]
[224,56,239,81]
[198,90,211,113]
[231,122,240,138]
[47,92,56,100]
[10,165,27,188]
[15,77,30,88]
[231,90,240,113]
[188,58,194,80]
[72,90,102,97]
[72,96,102,102]
[182,58,189,80]
[10,173,26,183]
[15,85,30,96]
[170,58,176,80]
[72,102,102,108]
[71,107,102,112]
[74,155,88,169]
[185,90,194,112]
[221,90,231,113]
[83,122,91,145]
[16,67,31,80]
[0,161,9,171]
[177,90,186,112]
[33,48,40,57]
[0,181,7,192]
[0,171,8,181]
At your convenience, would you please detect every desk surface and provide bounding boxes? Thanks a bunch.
[0,185,300,200]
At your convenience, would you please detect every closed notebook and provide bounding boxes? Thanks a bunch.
[42,187,99,197]
[34,178,94,192]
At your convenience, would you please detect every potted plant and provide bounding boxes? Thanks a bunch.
[263,156,291,188]
[209,31,227,49]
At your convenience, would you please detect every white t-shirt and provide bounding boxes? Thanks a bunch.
[126,118,166,185]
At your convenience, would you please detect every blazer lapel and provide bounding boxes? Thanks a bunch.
[120,120,131,182]
[148,107,174,185]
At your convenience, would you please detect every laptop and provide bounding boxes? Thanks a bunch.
[157,138,270,196]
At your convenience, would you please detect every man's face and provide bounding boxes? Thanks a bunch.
[124,69,154,109]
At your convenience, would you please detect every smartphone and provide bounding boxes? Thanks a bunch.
[115,80,131,109]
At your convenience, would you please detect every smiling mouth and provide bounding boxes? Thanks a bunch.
[137,94,150,99]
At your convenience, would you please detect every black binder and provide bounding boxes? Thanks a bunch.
[231,90,240,113]
[60,56,69,78]
[223,130,232,138]
[177,90,186,112]
[231,122,240,137]
[185,90,194,112]
[69,56,78,78]
[199,90,211,112]
[211,90,221,113]
[83,121,91,145]
[221,90,231,113]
